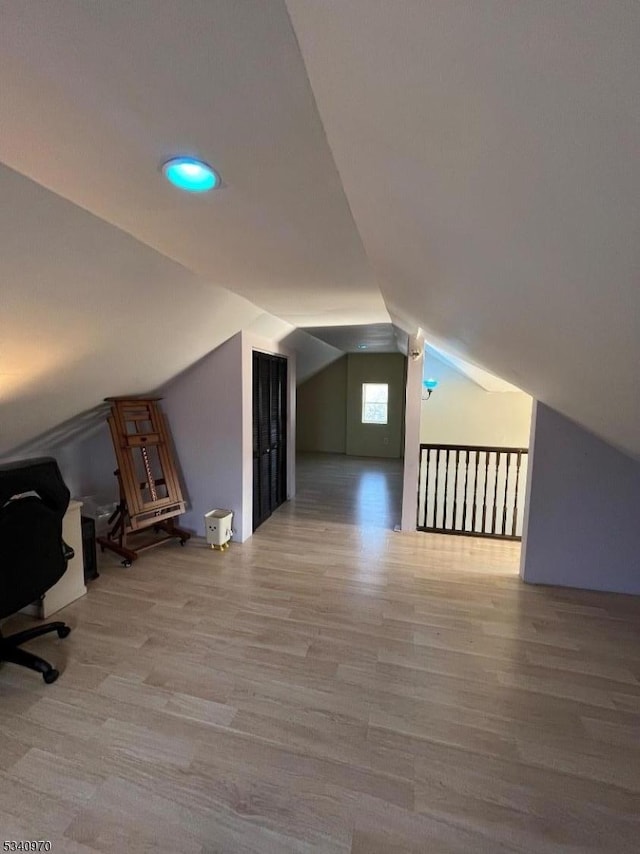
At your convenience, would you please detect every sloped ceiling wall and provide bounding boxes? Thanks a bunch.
[0,164,263,456]
[0,0,386,328]
[0,163,345,457]
[286,0,640,459]
[1,1,638,462]
[0,0,386,457]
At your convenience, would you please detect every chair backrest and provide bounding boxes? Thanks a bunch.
[0,457,71,618]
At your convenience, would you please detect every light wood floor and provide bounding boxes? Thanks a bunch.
[1,452,640,852]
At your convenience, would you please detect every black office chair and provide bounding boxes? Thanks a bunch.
[0,457,74,684]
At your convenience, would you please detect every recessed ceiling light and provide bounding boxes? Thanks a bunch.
[161,157,220,192]
[357,343,368,350]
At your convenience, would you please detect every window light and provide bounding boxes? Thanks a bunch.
[362,383,388,424]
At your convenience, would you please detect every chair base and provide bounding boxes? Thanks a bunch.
[0,622,71,684]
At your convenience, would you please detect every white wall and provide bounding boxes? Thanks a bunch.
[243,314,342,385]
[401,333,424,531]
[420,351,532,448]
[521,402,640,594]
[285,330,342,385]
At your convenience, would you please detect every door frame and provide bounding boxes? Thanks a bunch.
[238,331,296,542]
[252,350,288,531]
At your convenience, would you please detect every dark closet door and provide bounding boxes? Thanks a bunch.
[253,352,287,531]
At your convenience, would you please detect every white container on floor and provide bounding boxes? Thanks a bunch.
[204,509,233,550]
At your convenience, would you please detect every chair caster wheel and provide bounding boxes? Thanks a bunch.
[180,539,186,546]
[57,626,71,639]
[122,559,132,568]
[43,669,59,684]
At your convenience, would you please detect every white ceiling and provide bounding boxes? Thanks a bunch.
[1,1,639,459]
[287,0,640,458]
[0,0,387,328]
[304,323,407,354]
[0,0,384,454]
[425,345,523,394]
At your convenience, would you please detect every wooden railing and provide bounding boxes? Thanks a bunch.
[417,444,529,540]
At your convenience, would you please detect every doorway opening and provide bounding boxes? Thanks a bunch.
[252,351,287,531]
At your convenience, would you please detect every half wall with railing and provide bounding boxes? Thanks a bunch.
[417,444,529,540]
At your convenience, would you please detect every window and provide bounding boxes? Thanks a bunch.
[362,383,388,424]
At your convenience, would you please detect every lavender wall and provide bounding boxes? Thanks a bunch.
[162,333,244,537]
[18,328,294,545]
[9,337,244,540]
[164,329,296,542]
[53,425,119,505]
[521,402,640,594]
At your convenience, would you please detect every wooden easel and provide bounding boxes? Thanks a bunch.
[97,397,191,566]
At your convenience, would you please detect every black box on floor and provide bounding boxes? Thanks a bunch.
[81,515,99,581]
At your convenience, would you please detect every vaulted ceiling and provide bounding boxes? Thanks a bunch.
[0,0,384,327]
[287,0,640,459]
[1,1,638,458]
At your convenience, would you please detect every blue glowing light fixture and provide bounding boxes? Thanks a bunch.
[422,378,439,400]
[162,157,220,192]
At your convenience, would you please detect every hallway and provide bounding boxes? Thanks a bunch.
[293,452,404,530]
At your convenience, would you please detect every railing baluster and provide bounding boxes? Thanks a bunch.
[502,452,511,535]
[417,443,528,540]
[418,447,431,528]
[443,449,450,528]
[433,448,440,529]
[512,450,522,536]
[462,450,469,532]
[491,452,501,534]
[482,451,489,533]
[416,448,422,528]
[472,450,479,533]
[452,450,460,530]
[422,447,430,528]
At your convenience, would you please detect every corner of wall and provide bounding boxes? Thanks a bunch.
[401,333,424,530]
[520,402,640,594]
[519,400,538,580]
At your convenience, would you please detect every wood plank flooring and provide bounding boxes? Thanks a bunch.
[1,452,640,852]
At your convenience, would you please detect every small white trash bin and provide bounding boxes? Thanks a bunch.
[204,509,233,550]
